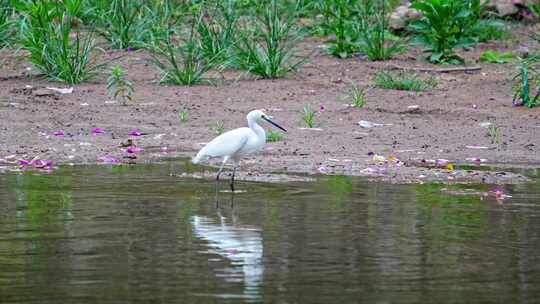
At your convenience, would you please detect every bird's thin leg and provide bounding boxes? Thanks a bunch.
[215,157,228,208]
[229,165,237,193]
[230,161,238,208]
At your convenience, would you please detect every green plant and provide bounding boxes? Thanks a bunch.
[179,109,188,122]
[487,124,501,145]
[301,104,325,128]
[0,3,15,48]
[375,71,437,91]
[472,17,509,42]
[107,65,133,105]
[479,50,515,64]
[409,0,483,64]
[358,0,405,60]
[147,21,223,85]
[17,1,104,84]
[266,130,283,142]
[96,0,148,49]
[512,56,540,108]
[531,1,540,20]
[317,0,362,58]
[196,1,238,65]
[211,120,225,135]
[233,0,305,78]
[349,83,366,107]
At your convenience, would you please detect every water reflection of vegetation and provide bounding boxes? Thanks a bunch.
[320,175,353,209]
[414,183,486,242]
[7,173,74,226]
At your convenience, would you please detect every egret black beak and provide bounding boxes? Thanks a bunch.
[262,115,287,132]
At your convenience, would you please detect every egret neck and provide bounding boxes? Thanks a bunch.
[248,115,266,145]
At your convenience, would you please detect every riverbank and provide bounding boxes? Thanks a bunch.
[1,37,539,184]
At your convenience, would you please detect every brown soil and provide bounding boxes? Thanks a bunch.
[1,32,539,184]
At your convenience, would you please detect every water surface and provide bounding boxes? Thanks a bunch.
[1,163,539,303]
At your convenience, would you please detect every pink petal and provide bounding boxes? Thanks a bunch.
[31,159,46,168]
[319,104,326,113]
[17,159,30,166]
[92,127,105,135]
[126,147,143,154]
[489,187,503,194]
[318,165,329,174]
[435,159,449,167]
[128,130,144,136]
[227,248,238,255]
[53,130,65,136]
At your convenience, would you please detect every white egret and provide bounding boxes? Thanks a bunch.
[192,109,287,203]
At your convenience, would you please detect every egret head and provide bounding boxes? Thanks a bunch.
[247,110,287,132]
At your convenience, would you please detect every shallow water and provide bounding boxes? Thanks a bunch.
[1,163,539,303]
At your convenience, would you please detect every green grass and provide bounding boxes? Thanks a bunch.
[357,0,404,61]
[472,17,510,42]
[487,124,502,145]
[107,65,133,105]
[349,83,366,108]
[147,20,223,86]
[17,1,104,84]
[266,130,283,142]
[375,71,437,91]
[179,109,188,122]
[512,55,540,108]
[211,121,225,135]
[479,50,515,64]
[316,0,362,58]
[0,4,15,48]
[233,0,305,78]
[301,104,320,128]
[196,1,238,66]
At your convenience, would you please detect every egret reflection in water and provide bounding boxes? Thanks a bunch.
[191,212,264,298]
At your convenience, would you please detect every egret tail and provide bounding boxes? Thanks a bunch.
[192,148,208,164]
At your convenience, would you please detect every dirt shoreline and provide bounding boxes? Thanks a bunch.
[1,37,539,184]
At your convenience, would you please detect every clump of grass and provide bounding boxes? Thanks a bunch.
[479,50,515,64]
[512,55,540,108]
[233,0,305,78]
[357,0,405,61]
[375,71,437,91]
[211,121,225,135]
[472,17,510,42]
[0,4,16,48]
[349,83,366,108]
[531,1,540,20]
[17,1,104,84]
[95,0,147,49]
[179,109,189,122]
[147,21,223,86]
[317,0,403,60]
[266,130,283,142]
[107,65,133,105]
[487,124,502,145]
[301,104,324,128]
[196,1,238,66]
[316,0,362,58]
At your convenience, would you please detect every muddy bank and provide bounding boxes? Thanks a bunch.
[1,37,539,184]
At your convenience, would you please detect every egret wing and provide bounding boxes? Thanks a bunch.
[201,128,251,158]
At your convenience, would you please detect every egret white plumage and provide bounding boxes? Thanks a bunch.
[192,109,287,203]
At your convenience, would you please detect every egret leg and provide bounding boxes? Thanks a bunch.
[230,161,239,208]
[229,165,237,193]
[215,157,229,208]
